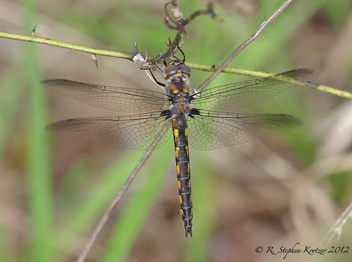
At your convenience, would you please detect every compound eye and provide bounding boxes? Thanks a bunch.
[163,65,178,79]
[179,64,191,76]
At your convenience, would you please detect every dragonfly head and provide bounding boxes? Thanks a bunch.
[163,63,191,81]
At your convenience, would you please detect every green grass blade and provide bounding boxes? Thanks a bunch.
[102,145,172,262]
[59,151,144,234]
[23,0,53,261]
[54,150,144,260]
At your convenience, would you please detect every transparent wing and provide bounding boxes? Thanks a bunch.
[188,110,303,150]
[45,112,172,150]
[191,68,314,111]
[42,79,170,113]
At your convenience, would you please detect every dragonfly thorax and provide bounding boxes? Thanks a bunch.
[168,75,193,117]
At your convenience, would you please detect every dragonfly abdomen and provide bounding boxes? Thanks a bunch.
[172,114,193,238]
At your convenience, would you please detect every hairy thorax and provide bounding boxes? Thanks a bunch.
[167,76,192,116]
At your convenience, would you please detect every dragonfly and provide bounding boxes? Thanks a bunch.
[42,56,313,238]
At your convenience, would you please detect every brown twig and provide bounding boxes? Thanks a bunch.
[77,0,295,260]
[153,2,216,65]
[182,3,217,27]
[196,0,294,93]
[76,120,171,262]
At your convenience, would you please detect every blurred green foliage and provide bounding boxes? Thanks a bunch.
[328,171,352,202]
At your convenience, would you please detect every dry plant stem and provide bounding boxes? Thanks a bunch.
[181,3,215,27]
[0,31,131,60]
[197,0,294,93]
[154,4,215,62]
[187,62,352,99]
[0,30,351,99]
[321,201,352,246]
[76,120,171,262]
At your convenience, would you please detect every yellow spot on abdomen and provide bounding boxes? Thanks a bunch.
[176,164,181,176]
[175,146,180,160]
[174,129,179,137]
[178,180,181,191]
[185,128,188,137]
[174,129,179,144]
[185,146,189,157]
[188,163,190,174]
[179,195,183,205]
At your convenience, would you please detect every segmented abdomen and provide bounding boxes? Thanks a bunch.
[172,114,193,237]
